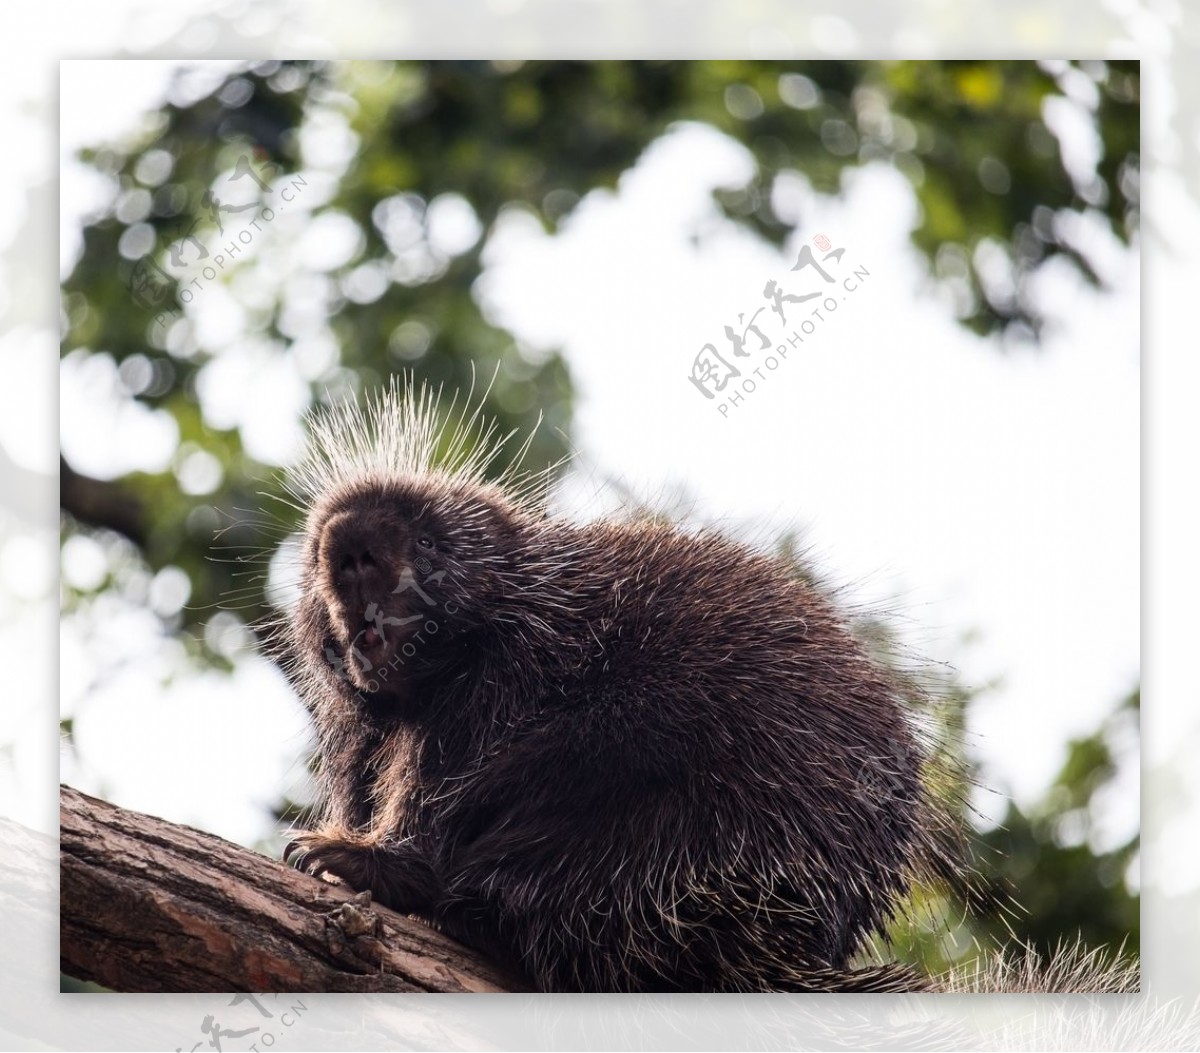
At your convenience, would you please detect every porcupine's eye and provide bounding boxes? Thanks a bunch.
[417,535,435,551]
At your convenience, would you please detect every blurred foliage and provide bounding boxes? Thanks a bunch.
[973,687,1140,957]
[59,60,1139,975]
[883,684,1139,976]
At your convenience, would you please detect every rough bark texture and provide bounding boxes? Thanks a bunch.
[59,784,523,993]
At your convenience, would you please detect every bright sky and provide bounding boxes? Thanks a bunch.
[482,121,1140,843]
[53,61,1140,865]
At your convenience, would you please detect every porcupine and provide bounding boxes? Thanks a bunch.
[279,381,964,992]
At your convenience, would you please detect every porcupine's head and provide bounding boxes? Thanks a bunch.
[282,380,551,722]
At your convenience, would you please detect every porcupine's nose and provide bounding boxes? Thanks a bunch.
[337,544,377,582]
[322,512,388,591]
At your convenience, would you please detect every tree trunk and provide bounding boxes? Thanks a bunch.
[59,784,524,993]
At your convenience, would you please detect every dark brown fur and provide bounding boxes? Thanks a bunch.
[279,390,959,992]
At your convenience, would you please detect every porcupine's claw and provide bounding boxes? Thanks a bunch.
[283,835,324,875]
[284,832,356,883]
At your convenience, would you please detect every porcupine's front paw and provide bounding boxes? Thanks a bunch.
[284,830,441,914]
[284,830,370,889]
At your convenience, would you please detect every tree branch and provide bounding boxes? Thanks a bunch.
[59,784,524,993]
[59,456,147,546]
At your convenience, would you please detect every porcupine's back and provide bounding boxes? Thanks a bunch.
[412,515,957,992]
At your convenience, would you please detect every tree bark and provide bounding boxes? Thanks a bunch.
[59,784,524,993]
